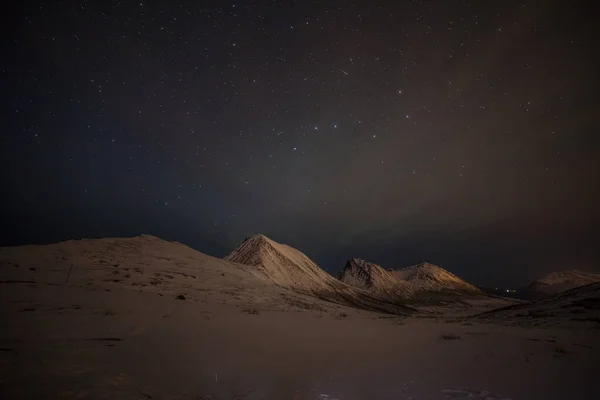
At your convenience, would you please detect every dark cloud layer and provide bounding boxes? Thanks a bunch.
[2,1,598,286]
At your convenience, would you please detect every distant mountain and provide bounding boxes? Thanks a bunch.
[523,270,600,300]
[339,259,482,304]
[225,235,414,315]
[477,282,600,326]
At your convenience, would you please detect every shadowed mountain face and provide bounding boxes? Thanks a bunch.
[225,235,415,315]
[523,270,600,300]
[338,258,414,301]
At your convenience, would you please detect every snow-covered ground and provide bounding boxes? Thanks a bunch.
[1,235,598,399]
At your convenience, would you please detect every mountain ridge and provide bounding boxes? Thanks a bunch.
[339,258,483,305]
[225,234,415,315]
[523,269,600,299]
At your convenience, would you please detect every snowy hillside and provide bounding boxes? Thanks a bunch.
[524,270,600,299]
[0,235,413,316]
[0,235,286,307]
[393,262,481,294]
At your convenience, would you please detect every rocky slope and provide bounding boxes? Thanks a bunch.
[338,258,414,301]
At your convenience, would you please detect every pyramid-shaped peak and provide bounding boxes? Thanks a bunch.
[234,234,282,252]
[243,233,274,244]
[226,234,279,264]
[224,234,341,292]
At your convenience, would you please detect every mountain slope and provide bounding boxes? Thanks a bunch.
[524,270,600,299]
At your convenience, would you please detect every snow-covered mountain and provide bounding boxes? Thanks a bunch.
[225,234,341,292]
[338,259,482,304]
[0,235,412,315]
[393,262,481,294]
[225,235,414,314]
[524,270,600,299]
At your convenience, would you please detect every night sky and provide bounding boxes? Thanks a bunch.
[2,1,598,287]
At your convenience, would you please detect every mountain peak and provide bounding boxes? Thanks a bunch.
[340,258,481,299]
[392,262,481,294]
[339,258,413,299]
[339,258,379,287]
[241,233,273,245]
[225,234,339,292]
